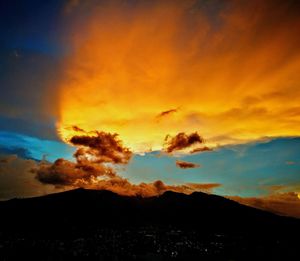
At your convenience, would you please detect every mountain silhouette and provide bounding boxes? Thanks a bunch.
[0,188,298,232]
[0,189,299,260]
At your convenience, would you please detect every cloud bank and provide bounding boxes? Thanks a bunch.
[35,130,220,197]
[230,192,300,219]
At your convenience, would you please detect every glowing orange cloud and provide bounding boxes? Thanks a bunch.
[58,0,300,152]
[229,192,300,219]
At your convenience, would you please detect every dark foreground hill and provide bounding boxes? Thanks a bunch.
[0,188,299,260]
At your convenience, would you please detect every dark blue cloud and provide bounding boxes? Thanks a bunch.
[0,131,74,162]
[0,116,58,141]
[0,146,32,159]
[0,49,62,140]
[0,0,66,54]
[0,0,70,140]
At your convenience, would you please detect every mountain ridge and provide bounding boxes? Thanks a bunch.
[1,188,299,260]
[1,188,297,229]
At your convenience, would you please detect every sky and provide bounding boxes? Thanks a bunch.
[0,0,300,218]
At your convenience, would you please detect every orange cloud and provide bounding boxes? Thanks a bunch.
[0,155,60,200]
[164,132,204,153]
[176,160,200,169]
[70,131,132,164]
[36,159,219,197]
[80,179,221,197]
[36,158,116,187]
[35,130,219,197]
[190,146,213,154]
[57,0,300,152]
[71,125,85,132]
[229,192,300,219]
[157,109,177,119]
[36,130,130,187]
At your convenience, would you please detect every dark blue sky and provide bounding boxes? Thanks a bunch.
[0,0,69,140]
[0,0,64,53]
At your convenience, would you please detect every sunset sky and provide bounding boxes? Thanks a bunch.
[0,0,300,218]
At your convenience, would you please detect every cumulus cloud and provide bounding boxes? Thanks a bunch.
[35,158,116,187]
[176,160,200,169]
[36,131,130,187]
[164,132,204,153]
[35,158,219,197]
[0,154,60,200]
[70,131,132,164]
[34,130,220,197]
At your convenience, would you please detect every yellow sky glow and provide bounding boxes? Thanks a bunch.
[58,1,300,152]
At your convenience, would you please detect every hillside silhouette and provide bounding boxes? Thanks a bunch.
[0,189,299,260]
